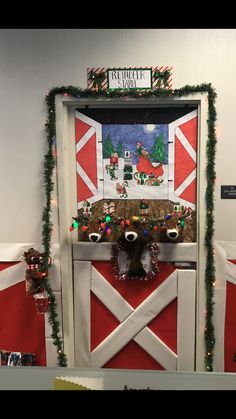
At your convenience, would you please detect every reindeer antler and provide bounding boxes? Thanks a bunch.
[178,209,191,220]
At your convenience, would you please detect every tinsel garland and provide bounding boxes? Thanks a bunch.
[111,242,160,281]
[43,83,217,371]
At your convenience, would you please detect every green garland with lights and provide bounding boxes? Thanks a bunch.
[40,94,67,367]
[43,83,216,371]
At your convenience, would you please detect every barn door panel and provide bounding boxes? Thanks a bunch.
[91,265,178,369]
[75,111,103,209]
[168,109,198,209]
[74,260,196,371]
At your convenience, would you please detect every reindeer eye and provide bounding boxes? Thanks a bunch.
[30,256,37,262]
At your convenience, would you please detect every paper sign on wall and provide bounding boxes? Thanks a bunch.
[107,68,152,90]
[87,66,173,91]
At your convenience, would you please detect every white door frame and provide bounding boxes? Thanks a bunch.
[55,94,208,369]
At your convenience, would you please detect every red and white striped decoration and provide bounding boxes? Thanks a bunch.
[87,67,173,90]
[87,67,108,90]
[152,65,173,89]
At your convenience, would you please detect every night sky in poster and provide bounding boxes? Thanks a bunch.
[102,124,168,164]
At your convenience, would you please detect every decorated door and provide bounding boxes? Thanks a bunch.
[72,106,198,370]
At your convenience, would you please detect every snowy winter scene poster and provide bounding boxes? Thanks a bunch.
[102,124,169,199]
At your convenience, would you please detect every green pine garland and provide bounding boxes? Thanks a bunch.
[43,83,216,371]
[41,92,67,367]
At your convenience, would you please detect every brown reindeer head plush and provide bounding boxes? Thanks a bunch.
[118,219,153,278]
[78,217,107,243]
[72,200,121,243]
[157,205,192,242]
[75,214,116,243]
[24,248,47,294]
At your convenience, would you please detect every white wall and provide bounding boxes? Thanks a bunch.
[0,28,236,243]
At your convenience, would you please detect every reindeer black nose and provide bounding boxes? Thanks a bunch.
[125,231,138,242]
[89,233,102,242]
[166,228,179,240]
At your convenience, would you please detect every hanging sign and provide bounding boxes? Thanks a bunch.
[107,68,152,90]
[87,66,173,91]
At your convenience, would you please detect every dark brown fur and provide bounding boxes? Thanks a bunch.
[24,248,46,294]
[118,221,153,277]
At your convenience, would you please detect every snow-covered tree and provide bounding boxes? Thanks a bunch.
[117,140,124,158]
[151,133,165,163]
[103,135,115,158]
